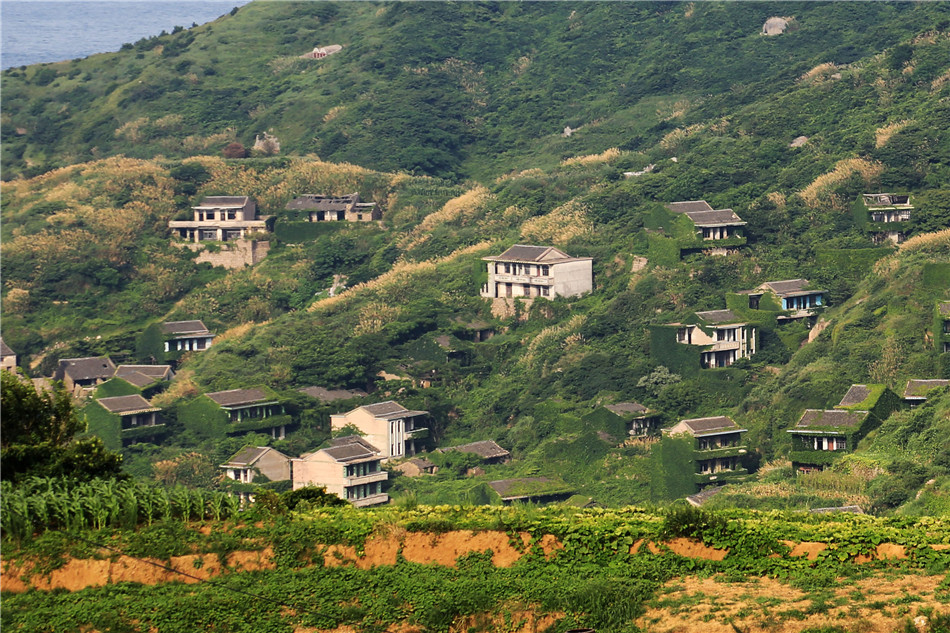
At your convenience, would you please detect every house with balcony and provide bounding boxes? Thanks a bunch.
[84,394,164,449]
[664,416,748,490]
[903,379,950,406]
[330,401,429,461]
[292,436,389,507]
[54,356,116,392]
[179,387,291,440]
[735,279,826,321]
[480,245,593,301]
[285,193,381,223]
[650,200,747,259]
[169,196,270,242]
[855,193,913,244]
[653,309,757,372]
[220,446,292,484]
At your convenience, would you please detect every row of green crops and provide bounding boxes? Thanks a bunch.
[0,477,241,541]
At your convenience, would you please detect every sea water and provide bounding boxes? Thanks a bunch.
[2,1,252,69]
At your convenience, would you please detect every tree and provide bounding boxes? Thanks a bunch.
[1,369,123,482]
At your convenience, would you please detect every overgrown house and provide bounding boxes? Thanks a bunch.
[664,309,757,369]
[220,446,292,484]
[84,394,164,449]
[938,301,950,354]
[903,379,950,406]
[736,279,825,321]
[480,245,592,300]
[788,384,900,473]
[856,193,913,244]
[53,356,116,392]
[168,196,270,242]
[179,387,291,440]
[284,193,381,222]
[161,320,215,354]
[330,401,428,461]
[666,200,747,254]
[664,416,748,489]
[292,436,389,507]
[1,338,16,372]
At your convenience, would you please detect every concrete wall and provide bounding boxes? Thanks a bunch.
[175,240,270,270]
[551,259,593,297]
[330,409,392,459]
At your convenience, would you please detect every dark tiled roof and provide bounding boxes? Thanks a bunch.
[837,385,873,408]
[489,244,577,263]
[194,196,249,207]
[59,357,116,381]
[97,394,158,415]
[115,365,172,388]
[684,208,746,226]
[222,446,270,467]
[438,440,510,460]
[161,320,211,335]
[298,386,368,402]
[940,301,950,317]
[360,401,427,419]
[666,200,713,214]
[686,485,724,507]
[407,457,436,470]
[904,379,950,399]
[322,436,381,462]
[285,193,359,211]
[796,409,867,429]
[0,338,14,357]
[695,309,741,324]
[762,279,810,295]
[606,402,648,416]
[206,388,271,407]
[680,416,740,435]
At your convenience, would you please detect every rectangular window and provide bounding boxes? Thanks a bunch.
[504,263,511,273]
[541,286,550,297]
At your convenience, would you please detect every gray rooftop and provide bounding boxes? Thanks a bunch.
[605,402,649,416]
[161,320,212,336]
[96,394,159,415]
[58,357,116,382]
[695,309,742,324]
[222,446,270,467]
[437,440,510,460]
[206,388,272,408]
[666,200,713,214]
[837,385,872,408]
[322,436,381,462]
[795,409,868,429]
[285,193,360,211]
[761,279,821,297]
[684,208,746,227]
[904,379,950,399]
[359,401,427,419]
[485,245,583,263]
[0,338,14,357]
[115,365,173,388]
[679,416,742,436]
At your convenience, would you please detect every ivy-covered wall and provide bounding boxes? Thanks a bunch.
[650,434,696,501]
[177,395,229,439]
[83,401,121,451]
[648,326,700,377]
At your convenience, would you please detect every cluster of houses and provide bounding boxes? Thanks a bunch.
[2,188,943,507]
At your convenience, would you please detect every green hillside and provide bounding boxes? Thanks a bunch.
[2,1,950,512]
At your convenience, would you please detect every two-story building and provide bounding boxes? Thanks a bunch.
[220,446,292,484]
[54,356,117,392]
[86,394,164,448]
[292,436,389,507]
[285,193,381,222]
[178,387,291,440]
[161,320,215,354]
[738,279,825,320]
[330,401,429,461]
[480,245,593,300]
[169,196,270,242]
[858,193,913,244]
[664,416,748,489]
[667,309,757,369]
[787,409,868,473]
[665,200,747,254]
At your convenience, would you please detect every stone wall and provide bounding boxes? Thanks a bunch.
[174,239,270,269]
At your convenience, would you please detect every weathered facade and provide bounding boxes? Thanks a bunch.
[169,196,270,242]
[480,245,593,300]
[665,416,749,489]
[220,446,292,484]
[292,436,389,507]
[738,279,826,320]
[858,193,913,244]
[285,193,381,222]
[330,401,429,461]
[161,320,215,353]
[668,309,757,369]
[54,356,116,391]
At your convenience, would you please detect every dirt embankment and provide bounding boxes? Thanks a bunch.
[0,530,936,594]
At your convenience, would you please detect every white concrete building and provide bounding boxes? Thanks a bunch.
[480,245,592,300]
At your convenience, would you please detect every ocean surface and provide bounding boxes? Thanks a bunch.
[2,0,252,69]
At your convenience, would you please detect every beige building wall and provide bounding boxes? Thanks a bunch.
[551,259,594,297]
[330,409,391,458]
